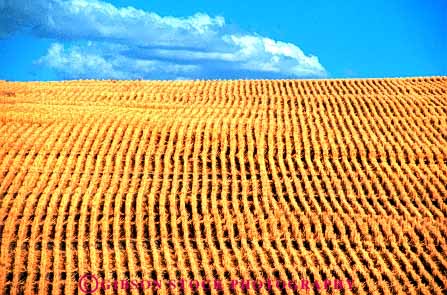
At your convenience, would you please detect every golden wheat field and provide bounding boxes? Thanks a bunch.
[0,77,446,295]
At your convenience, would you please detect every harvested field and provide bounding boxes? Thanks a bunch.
[0,77,446,294]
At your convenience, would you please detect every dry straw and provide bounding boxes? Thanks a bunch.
[0,77,446,294]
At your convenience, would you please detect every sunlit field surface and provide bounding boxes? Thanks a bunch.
[0,77,446,294]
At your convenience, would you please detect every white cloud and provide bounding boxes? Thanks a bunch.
[36,42,201,80]
[36,43,128,79]
[1,0,225,47]
[224,35,326,76]
[1,0,327,79]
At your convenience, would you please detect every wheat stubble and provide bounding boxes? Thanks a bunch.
[0,77,446,294]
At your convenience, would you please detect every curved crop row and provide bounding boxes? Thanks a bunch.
[0,77,446,295]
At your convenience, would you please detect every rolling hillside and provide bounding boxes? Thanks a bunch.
[0,77,446,294]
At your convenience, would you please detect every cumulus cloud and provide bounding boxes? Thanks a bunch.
[36,43,128,79]
[1,0,327,79]
[35,42,201,80]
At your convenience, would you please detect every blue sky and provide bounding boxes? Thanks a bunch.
[0,0,446,81]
